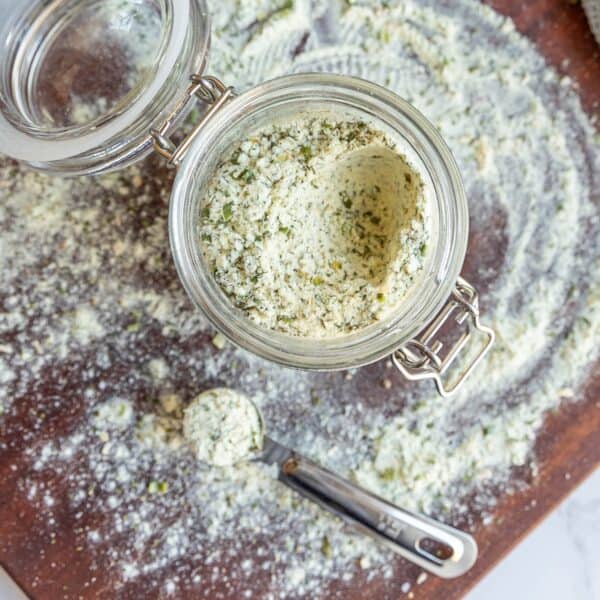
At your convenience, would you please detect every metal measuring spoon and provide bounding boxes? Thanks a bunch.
[184,389,477,579]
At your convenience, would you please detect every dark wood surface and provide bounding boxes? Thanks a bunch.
[1,1,599,599]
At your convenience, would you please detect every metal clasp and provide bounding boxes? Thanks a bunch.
[393,277,495,397]
[150,75,235,168]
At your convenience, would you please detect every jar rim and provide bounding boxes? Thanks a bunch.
[170,73,469,370]
[0,0,210,169]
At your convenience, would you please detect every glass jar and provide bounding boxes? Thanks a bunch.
[0,0,494,396]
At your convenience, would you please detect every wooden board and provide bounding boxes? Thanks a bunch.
[423,1,600,597]
[0,1,598,599]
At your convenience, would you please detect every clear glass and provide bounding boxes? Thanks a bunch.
[0,0,210,175]
[170,74,469,370]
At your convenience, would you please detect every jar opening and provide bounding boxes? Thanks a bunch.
[1,0,175,143]
[0,0,210,173]
[7,0,169,134]
[196,108,435,339]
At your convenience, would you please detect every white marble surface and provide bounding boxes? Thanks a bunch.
[0,568,28,600]
[467,468,600,600]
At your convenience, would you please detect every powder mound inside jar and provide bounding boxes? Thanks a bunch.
[199,116,431,338]
[183,388,264,467]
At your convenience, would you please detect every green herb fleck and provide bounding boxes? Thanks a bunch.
[235,168,255,184]
[300,145,312,161]
[378,29,391,43]
[341,192,353,209]
[148,480,169,494]
[321,536,332,558]
[380,468,395,481]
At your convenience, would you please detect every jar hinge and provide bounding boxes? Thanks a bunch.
[393,277,495,397]
[151,75,235,168]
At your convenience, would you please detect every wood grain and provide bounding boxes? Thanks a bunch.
[0,1,599,599]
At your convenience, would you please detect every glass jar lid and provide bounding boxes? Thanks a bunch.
[0,0,210,174]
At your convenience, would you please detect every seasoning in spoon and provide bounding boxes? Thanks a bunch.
[183,388,264,467]
[199,115,431,338]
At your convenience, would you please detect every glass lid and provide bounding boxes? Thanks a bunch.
[0,0,210,173]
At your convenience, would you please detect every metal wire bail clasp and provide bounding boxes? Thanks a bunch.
[151,75,235,168]
[393,277,495,397]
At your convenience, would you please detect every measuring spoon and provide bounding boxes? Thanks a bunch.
[184,389,477,579]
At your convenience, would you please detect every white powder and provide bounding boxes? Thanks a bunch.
[69,305,106,345]
[148,357,170,381]
[200,116,430,336]
[91,398,134,431]
[0,0,598,598]
[183,388,264,466]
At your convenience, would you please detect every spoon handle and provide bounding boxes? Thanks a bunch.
[260,437,477,579]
